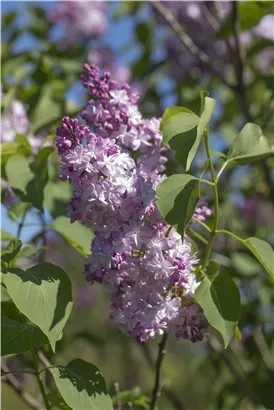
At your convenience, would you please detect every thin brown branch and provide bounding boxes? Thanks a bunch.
[37,350,54,374]
[231,2,274,201]
[150,333,168,410]
[1,362,42,410]
[140,342,185,410]
[114,382,122,410]
[151,1,234,90]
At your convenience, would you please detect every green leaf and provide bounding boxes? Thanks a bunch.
[51,216,93,257]
[216,2,273,39]
[1,239,22,270]
[44,181,73,218]
[227,123,274,165]
[199,90,209,115]
[52,359,113,410]
[156,174,200,235]
[234,326,242,343]
[4,263,73,352]
[5,156,34,197]
[30,86,61,134]
[231,252,261,277]
[162,112,199,170]
[210,151,227,159]
[15,134,32,155]
[162,97,215,170]
[5,149,53,211]
[243,237,274,282]
[160,106,197,132]
[206,260,221,277]
[30,146,55,211]
[195,271,241,348]
[47,393,72,410]
[114,1,143,19]
[1,285,11,302]
[8,202,29,222]
[1,230,14,241]
[247,39,274,59]
[1,316,48,357]
[1,142,29,172]
[2,10,17,29]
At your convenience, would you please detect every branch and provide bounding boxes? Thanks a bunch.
[31,349,51,410]
[151,1,234,89]
[140,342,185,410]
[231,2,274,201]
[150,333,168,410]
[1,362,42,410]
[114,382,122,410]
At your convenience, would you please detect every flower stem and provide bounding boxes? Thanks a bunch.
[150,333,168,410]
[202,129,219,269]
[31,349,51,410]
[16,204,31,239]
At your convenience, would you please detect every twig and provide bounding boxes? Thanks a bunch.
[16,204,31,239]
[31,349,51,410]
[151,1,234,89]
[1,362,42,410]
[114,382,122,410]
[140,342,185,410]
[231,2,274,201]
[231,2,251,122]
[150,333,168,410]
[37,350,52,372]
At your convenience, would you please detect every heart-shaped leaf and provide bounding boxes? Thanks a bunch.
[1,239,22,271]
[160,106,198,132]
[1,316,48,357]
[4,263,73,352]
[162,97,216,170]
[51,216,93,257]
[243,237,274,282]
[52,359,113,410]
[156,174,200,235]
[195,271,241,348]
[227,123,274,165]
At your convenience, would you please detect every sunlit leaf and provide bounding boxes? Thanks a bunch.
[4,263,73,352]
[51,216,93,257]
[195,271,241,348]
[52,359,113,410]
[156,174,200,235]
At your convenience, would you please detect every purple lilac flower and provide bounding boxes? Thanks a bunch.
[88,47,131,84]
[194,200,213,223]
[1,95,53,153]
[1,99,29,143]
[56,64,209,343]
[48,1,107,47]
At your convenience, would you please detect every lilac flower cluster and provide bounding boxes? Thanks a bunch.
[48,1,107,47]
[1,99,29,143]
[1,95,51,153]
[88,47,131,85]
[56,64,209,343]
